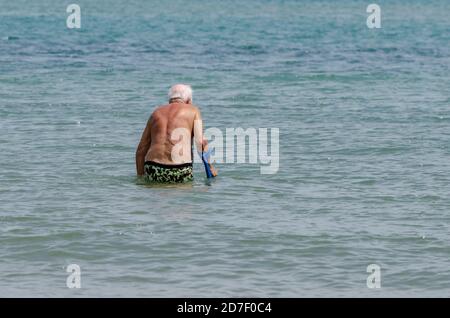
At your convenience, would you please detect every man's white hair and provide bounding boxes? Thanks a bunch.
[168,84,193,103]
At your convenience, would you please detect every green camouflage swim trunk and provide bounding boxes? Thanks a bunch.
[144,161,193,183]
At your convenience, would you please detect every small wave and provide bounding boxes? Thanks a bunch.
[233,44,267,55]
[2,36,19,41]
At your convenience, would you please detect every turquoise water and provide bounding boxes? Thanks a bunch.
[1,0,450,297]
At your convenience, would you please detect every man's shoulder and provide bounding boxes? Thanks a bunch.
[189,104,200,113]
[152,103,199,117]
[152,104,169,114]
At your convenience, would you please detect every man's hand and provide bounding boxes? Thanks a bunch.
[209,164,218,177]
[202,139,218,177]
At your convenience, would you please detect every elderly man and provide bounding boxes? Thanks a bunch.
[136,84,217,183]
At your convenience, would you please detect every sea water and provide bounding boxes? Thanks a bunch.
[0,0,449,297]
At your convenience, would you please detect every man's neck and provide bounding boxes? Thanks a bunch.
[169,98,185,104]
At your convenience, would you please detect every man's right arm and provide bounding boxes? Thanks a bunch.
[135,115,152,176]
[193,107,217,177]
[193,107,204,152]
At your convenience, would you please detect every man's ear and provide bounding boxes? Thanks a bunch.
[187,98,192,104]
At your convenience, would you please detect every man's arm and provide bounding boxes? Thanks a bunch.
[135,116,152,176]
[193,107,204,153]
[193,108,218,177]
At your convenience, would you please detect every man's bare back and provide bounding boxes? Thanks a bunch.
[135,99,200,174]
[146,100,199,164]
[135,84,217,181]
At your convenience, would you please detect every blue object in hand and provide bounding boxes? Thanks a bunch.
[201,149,214,178]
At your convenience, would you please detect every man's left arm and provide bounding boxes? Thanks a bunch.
[135,116,152,176]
